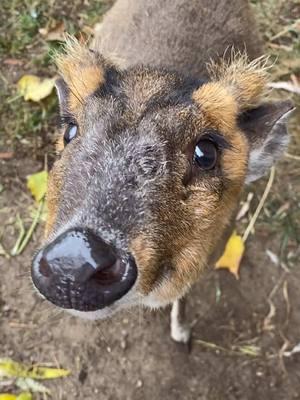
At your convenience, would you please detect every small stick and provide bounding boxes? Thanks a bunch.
[242,167,275,242]
[11,214,26,256]
[14,200,44,255]
[285,152,300,161]
[268,81,300,95]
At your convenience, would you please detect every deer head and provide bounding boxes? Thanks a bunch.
[31,39,293,319]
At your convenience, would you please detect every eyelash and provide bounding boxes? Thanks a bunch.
[59,114,77,128]
[202,132,231,151]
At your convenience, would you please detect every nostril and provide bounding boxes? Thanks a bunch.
[91,259,126,285]
[39,256,52,278]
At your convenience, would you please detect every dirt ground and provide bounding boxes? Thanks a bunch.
[1,0,300,399]
[0,160,300,400]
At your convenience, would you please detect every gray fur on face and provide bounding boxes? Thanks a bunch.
[52,67,206,257]
[54,97,170,256]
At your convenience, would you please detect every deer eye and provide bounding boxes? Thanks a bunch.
[193,139,218,170]
[64,123,78,145]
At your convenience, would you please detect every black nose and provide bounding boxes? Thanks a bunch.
[31,228,137,311]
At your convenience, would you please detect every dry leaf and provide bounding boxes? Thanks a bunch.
[17,75,55,102]
[215,232,245,279]
[27,171,48,203]
[0,359,70,380]
[16,394,32,400]
[0,394,32,400]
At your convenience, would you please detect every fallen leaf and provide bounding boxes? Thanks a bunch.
[0,359,70,380]
[31,367,70,380]
[16,393,32,400]
[17,75,55,102]
[27,171,48,202]
[215,232,245,279]
[16,378,50,395]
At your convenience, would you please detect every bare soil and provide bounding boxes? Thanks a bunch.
[0,158,300,400]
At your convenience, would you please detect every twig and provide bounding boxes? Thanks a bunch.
[263,273,287,332]
[195,339,261,357]
[12,200,44,256]
[242,167,275,242]
[0,242,10,259]
[6,93,22,104]
[11,214,26,256]
[268,81,300,95]
[195,339,238,355]
[278,331,290,374]
[285,152,300,161]
[269,19,300,41]
[282,280,291,330]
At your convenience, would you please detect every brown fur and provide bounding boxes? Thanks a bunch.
[48,43,267,303]
[41,1,290,311]
[55,37,105,110]
[126,55,269,301]
[45,159,65,236]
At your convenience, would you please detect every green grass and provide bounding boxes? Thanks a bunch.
[0,0,110,155]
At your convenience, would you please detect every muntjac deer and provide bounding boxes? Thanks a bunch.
[32,0,293,344]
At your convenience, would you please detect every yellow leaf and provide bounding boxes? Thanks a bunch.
[27,171,48,202]
[17,75,55,102]
[215,232,245,279]
[0,394,32,400]
[16,393,32,400]
[28,366,70,380]
[0,359,70,380]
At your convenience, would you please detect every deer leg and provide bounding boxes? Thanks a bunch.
[170,297,191,344]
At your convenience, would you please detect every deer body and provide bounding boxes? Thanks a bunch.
[95,0,263,77]
[32,0,292,344]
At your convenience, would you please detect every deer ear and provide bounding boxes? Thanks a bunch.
[238,100,294,183]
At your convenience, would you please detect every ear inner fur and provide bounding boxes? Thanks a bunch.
[192,54,270,132]
[206,54,270,110]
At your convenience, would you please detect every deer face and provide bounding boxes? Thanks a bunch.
[31,39,293,319]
